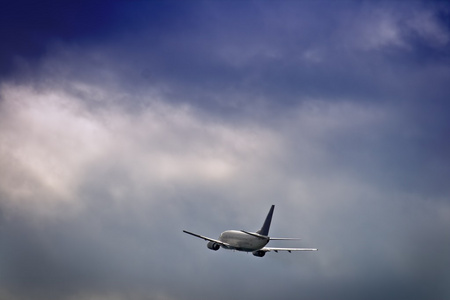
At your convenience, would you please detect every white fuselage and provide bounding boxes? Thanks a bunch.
[219,230,269,252]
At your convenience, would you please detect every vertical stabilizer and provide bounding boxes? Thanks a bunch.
[257,205,274,236]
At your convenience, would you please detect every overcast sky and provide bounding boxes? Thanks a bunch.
[1,1,450,299]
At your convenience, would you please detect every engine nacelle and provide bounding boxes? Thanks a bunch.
[207,242,220,251]
[252,250,266,257]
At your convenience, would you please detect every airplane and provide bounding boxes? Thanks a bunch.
[183,205,317,257]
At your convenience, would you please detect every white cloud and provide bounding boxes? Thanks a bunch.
[0,84,109,216]
[1,2,450,296]
[0,81,281,217]
[1,75,449,299]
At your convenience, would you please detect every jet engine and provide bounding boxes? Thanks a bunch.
[252,250,266,257]
[207,241,220,251]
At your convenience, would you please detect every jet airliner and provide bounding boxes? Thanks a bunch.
[183,205,317,257]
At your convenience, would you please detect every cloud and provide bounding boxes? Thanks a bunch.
[1,72,449,299]
[1,1,450,300]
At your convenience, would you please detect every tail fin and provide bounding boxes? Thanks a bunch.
[257,205,274,236]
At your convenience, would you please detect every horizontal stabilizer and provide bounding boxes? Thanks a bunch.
[241,230,300,240]
[240,230,268,239]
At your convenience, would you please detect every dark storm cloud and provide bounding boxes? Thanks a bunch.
[1,1,450,300]
[0,0,195,80]
[114,1,450,103]
[1,0,113,78]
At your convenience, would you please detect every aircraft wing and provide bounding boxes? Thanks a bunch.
[262,247,318,253]
[182,230,230,247]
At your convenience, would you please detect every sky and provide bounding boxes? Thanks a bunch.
[1,1,450,299]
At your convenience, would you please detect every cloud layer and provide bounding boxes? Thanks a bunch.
[1,1,449,300]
